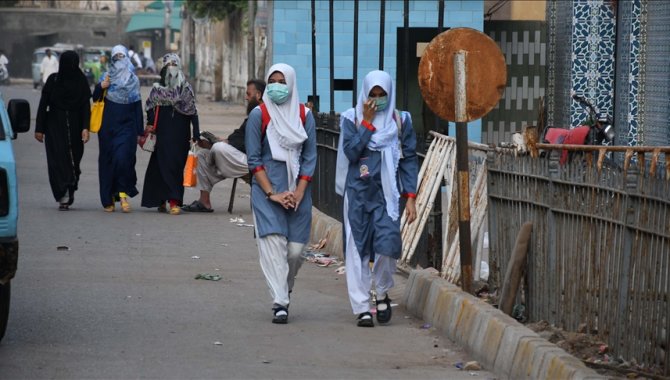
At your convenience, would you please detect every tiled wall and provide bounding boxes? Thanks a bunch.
[271,0,484,141]
[548,0,670,147]
[569,1,616,129]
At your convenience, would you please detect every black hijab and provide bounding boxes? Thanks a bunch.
[50,51,91,110]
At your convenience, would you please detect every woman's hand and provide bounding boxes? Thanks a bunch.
[293,187,305,211]
[362,98,377,124]
[34,132,44,143]
[405,197,417,224]
[82,129,90,143]
[101,76,110,89]
[269,191,295,210]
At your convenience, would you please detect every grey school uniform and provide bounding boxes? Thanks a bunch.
[340,110,418,259]
[245,107,317,244]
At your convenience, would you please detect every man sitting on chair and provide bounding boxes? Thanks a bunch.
[182,79,265,212]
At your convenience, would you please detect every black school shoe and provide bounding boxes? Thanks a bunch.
[376,295,392,324]
[357,312,374,327]
[272,305,288,324]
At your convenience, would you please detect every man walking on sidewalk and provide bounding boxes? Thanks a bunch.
[182,79,265,212]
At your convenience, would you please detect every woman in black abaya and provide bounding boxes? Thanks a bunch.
[141,53,199,214]
[35,50,91,210]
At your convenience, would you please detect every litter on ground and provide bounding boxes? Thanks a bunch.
[195,273,222,281]
[303,252,340,267]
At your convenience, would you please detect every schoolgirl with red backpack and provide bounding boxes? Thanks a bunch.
[245,63,317,324]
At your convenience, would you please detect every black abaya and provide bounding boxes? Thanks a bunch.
[35,64,91,204]
[141,105,199,208]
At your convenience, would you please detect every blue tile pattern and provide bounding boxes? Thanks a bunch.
[570,0,616,128]
[615,0,642,146]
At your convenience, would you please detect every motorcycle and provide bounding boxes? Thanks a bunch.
[540,94,615,165]
[501,95,615,163]
[0,64,9,85]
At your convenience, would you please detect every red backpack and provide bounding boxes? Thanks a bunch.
[259,103,306,139]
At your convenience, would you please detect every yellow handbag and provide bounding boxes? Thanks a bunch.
[89,89,106,133]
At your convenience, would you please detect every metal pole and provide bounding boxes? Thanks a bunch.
[454,50,473,294]
[379,0,386,70]
[247,0,256,80]
[311,0,318,109]
[402,0,409,110]
[353,0,359,107]
[436,0,445,134]
[329,0,335,115]
[438,0,444,32]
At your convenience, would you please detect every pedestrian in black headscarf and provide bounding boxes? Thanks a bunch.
[35,50,91,210]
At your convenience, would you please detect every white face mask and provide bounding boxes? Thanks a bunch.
[167,66,180,87]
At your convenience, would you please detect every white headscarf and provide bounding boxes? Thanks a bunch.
[336,70,401,220]
[262,63,308,191]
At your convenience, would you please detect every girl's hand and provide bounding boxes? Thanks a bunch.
[101,76,110,89]
[405,197,417,224]
[34,132,44,143]
[270,191,295,210]
[293,188,305,211]
[82,129,90,143]
[362,98,377,123]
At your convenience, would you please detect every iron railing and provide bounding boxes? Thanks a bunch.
[487,146,670,374]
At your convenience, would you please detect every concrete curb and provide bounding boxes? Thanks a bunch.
[309,209,606,379]
[404,269,607,379]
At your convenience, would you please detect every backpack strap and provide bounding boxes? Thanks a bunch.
[260,103,306,139]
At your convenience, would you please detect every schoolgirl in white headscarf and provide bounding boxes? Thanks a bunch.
[262,63,309,191]
[246,63,317,325]
[336,70,419,328]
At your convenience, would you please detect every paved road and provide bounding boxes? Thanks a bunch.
[0,84,495,379]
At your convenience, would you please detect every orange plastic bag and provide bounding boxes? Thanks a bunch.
[183,144,198,187]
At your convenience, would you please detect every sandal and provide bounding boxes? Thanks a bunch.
[158,204,168,213]
[272,306,289,324]
[58,203,69,211]
[181,200,214,213]
[104,205,115,212]
[357,312,374,327]
[120,197,131,213]
[169,206,181,215]
[376,295,392,324]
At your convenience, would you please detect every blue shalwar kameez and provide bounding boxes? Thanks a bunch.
[246,105,317,308]
[340,110,418,315]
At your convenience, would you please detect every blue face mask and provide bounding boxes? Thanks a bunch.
[267,83,290,105]
[373,96,388,111]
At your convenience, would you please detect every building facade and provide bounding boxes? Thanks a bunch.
[269,0,484,142]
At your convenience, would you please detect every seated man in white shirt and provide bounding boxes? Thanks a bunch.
[182,79,265,212]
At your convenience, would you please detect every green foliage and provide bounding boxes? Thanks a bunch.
[0,0,20,7]
[185,0,247,21]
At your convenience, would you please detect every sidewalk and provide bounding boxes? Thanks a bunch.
[196,94,604,378]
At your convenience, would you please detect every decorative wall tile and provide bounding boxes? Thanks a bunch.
[570,0,616,128]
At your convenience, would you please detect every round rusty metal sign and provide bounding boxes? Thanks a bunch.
[418,28,507,122]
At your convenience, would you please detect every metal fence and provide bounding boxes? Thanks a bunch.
[312,113,343,222]
[487,148,670,373]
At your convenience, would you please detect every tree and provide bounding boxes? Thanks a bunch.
[185,0,247,21]
[0,0,20,7]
